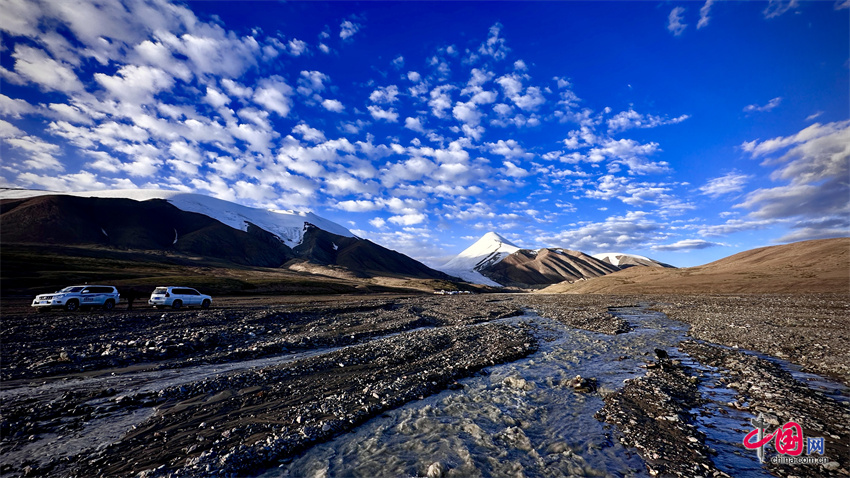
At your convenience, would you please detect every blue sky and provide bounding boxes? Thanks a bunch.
[1,0,848,268]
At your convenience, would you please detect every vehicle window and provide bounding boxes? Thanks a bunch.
[187,289,200,295]
[61,287,85,293]
[153,288,168,294]
[172,288,187,295]
[91,287,111,293]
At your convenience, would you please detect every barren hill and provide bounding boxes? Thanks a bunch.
[484,248,619,288]
[539,238,850,294]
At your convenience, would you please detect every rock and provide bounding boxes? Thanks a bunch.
[503,375,534,391]
[426,461,444,478]
[566,375,596,392]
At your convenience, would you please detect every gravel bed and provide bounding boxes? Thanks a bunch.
[681,340,850,477]
[72,323,536,477]
[653,294,850,387]
[596,353,732,478]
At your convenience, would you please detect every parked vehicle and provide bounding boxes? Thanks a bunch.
[148,286,212,309]
[32,285,120,312]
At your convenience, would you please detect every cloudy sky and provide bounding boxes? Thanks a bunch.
[1,0,848,267]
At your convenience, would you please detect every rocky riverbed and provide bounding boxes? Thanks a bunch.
[1,293,848,477]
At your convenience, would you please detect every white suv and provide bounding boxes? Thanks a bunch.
[32,285,120,312]
[148,286,212,309]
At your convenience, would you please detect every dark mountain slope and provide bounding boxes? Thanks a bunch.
[1,195,293,267]
[294,226,454,280]
[1,195,456,281]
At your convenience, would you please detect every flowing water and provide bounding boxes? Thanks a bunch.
[260,307,691,478]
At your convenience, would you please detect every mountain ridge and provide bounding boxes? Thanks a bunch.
[440,232,670,288]
[0,188,353,248]
[0,193,453,282]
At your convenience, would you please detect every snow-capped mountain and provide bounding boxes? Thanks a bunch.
[0,189,353,248]
[441,233,674,288]
[0,189,452,280]
[592,252,674,269]
[439,232,521,286]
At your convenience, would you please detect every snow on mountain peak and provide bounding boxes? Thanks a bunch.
[592,252,654,267]
[438,231,521,286]
[0,188,353,248]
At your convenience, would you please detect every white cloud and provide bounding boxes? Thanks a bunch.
[321,99,344,112]
[368,105,399,122]
[253,76,293,117]
[776,217,850,243]
[428,85,455,118]
[17,171,106,191]
[162,29,260,79]
[340,20,360,40]
[292,123,326,143]
[388,213,427,226]
[8,134,64,170]
[95,64,174,104]
[287,38,308,56]
[0,94,36,118]
[0,119,25,138]
[652,239,721,251]
[478,23,510,61]
[607,109,690,133]
[589,138,667,174]
[405,116,426,133]
[381,157,438,187]
[204,87,230,108]
[0,0,42,37]
[667,7,687,36]
[336,200,382,212]
[699,172,750,197]
[743,97,782,113]
[698,218,778,236]
[698,0,715,29]
[496,74,545,111]
[12,45,84,93]
[805,111,824,122]
[763,0,799,18]
[741,120,846,158]
[737,120,850,221]
[369,217,387,228]
[502,161,530,178]
[452,101,483,126]
[539,211,664,252]
[407,71,421,82]
[222,79,253,98]
[369,85,399,104]
[132,39,193,82]
[487,139,532,160]
[298,70,329,95]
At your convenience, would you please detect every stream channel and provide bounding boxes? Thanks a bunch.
[259,306,846,478]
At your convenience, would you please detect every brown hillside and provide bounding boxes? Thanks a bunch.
[483,248,619,288]
[538,238,850,294]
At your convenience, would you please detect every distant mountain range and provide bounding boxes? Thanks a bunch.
[438,232,672,288]
[4,189,844,295]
